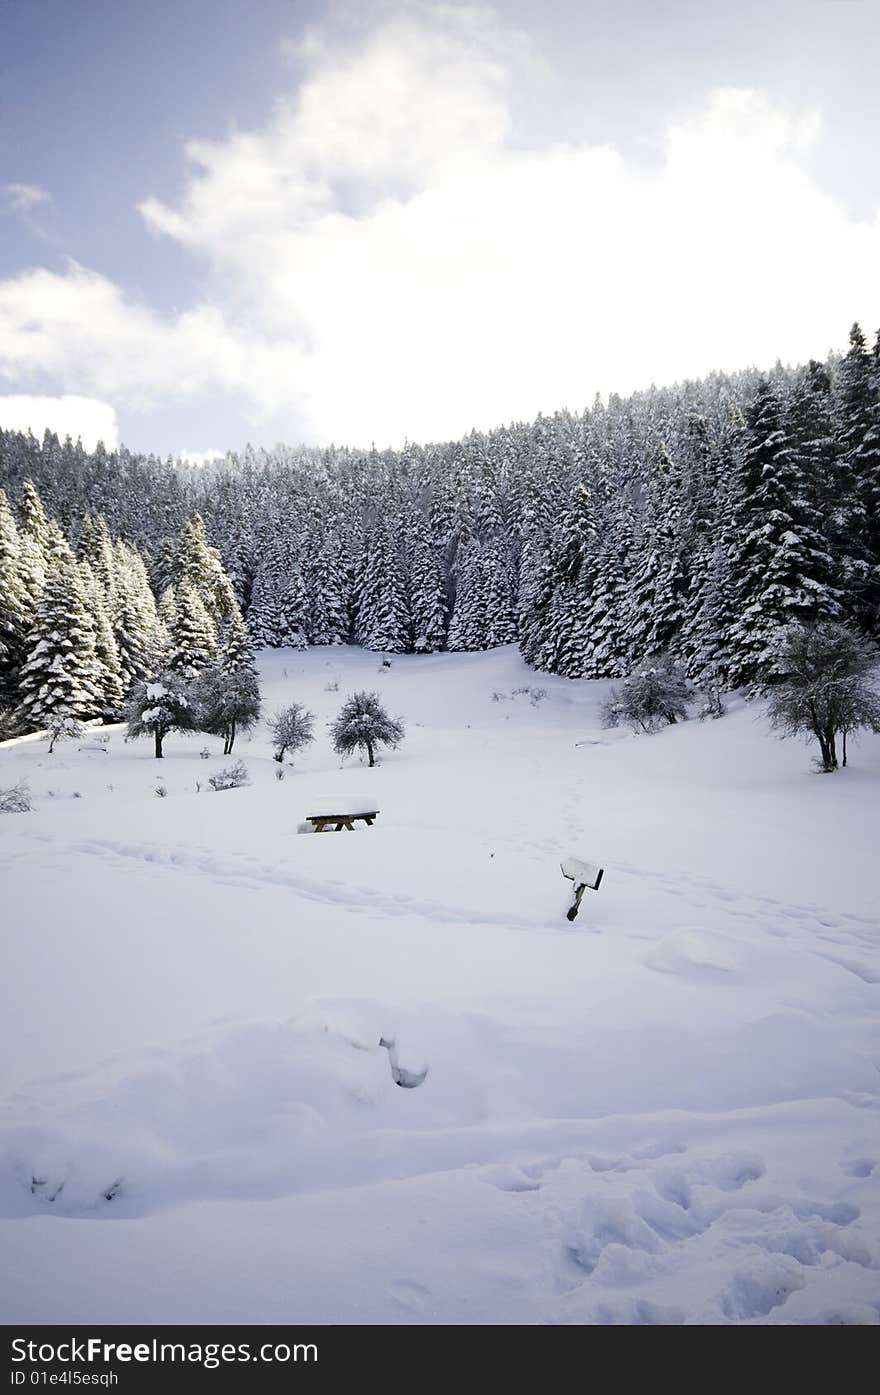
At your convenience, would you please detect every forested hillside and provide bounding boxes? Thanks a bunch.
[1,323,878,734]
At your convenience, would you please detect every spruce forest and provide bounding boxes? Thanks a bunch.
[1,321,878,737]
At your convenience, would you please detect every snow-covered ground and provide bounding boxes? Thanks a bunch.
[1,645,878,1325]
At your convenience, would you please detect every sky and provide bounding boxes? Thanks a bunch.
[0,0,878,457]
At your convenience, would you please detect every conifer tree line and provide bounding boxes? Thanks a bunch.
[1,321,878,733]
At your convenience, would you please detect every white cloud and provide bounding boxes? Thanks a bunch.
[1,6,879,448]
[2,183,52,216]
[0,394,119,450]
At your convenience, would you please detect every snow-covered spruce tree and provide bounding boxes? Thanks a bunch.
[247,539,286,647]
[578,499,635,679]
[13,478,49,633]
[247,536,309,649]
[126,674,198,758]
[447,541,486,651]
[482,540,518,648]
[305,526,349,646]
[195,612,261,754]
[78,511,116,609]
[112,541,164,690]
[165,581,217,679]
[764,622,880,772]
[0,488,31,705]
[174,514,238,627]
[832,324,880,626]
[279,546,310,649]
[552,481,603,678]
[157,584,177,633]
[356,521,410,654]
[727,379,841,687]
[268,702,315,764]
[679,448,744,687]
[78,560,125,718]
[622,448,689,666]
[330,691,404,767]
[17,477,50,564]
[16,552,104,731]
[407,519,447,652]
[601,656,695,734]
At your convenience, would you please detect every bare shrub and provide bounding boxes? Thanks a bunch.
[0,779,32,813]
[208,759,250,792]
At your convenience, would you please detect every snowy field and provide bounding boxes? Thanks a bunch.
[1,645,879,1326]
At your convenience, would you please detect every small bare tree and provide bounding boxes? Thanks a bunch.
[764,622,880,772]
[269,702,315,764]
[331,691,405,767]
[45,713,85,754]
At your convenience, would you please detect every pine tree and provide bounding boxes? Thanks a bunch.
[408,520,447,652]
[157,585,178,634]
[833,325,880,626]
[78,511,117,610]
[113,541,164,690]
[578,501,634,678]
[78,560,125,717]
[356,522,410,653]
[0,488,31,704]
[247,536,309,649]
[305,529,348,646]
[175,514,238,626]
[482,541,518,648]
[15,478,49,616]
[17,554,103,730]
[447,541,486,651]
[165,581,217,678]
[622,448,689,664]
[728,380,841,685]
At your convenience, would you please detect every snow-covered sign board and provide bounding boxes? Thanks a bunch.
[561,857,604,922]
[560,857,604,891]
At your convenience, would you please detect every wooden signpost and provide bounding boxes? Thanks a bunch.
[560,856,604,921]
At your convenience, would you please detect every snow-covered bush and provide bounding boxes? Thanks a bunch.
[331,691,405,768]
[154,782,168,798]
[126,674,197,759]
[602,658,694,733]
[269,703,315,764]
[764,622,880,772]
[208,759,250,791]
[0,779,31,813]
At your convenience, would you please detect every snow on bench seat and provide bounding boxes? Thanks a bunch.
[306,795,380,817]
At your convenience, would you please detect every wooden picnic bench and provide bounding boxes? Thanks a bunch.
[305,810,379,832]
